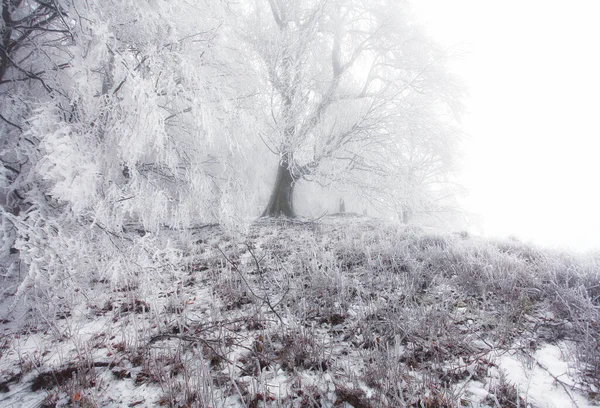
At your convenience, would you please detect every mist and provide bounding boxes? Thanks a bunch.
[413,0,600,252]
[1,2,600,406]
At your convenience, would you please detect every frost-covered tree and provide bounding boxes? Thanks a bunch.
[0,0,72,215]
[241,0,463,217]
[383,102,464,224]
[0,0,76,303]
[0,0,258,313]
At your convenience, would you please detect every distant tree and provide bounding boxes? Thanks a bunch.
[385,105,464,224]
[242,0,463,217]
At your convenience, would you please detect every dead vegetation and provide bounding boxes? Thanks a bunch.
[1,216,599,406]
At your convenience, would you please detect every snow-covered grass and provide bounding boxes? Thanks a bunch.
[1,215,599,407]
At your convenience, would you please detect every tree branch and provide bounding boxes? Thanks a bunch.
[267,0,284,29]
[0,112,22,131]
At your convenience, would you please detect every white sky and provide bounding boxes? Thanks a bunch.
[411,0,600,252]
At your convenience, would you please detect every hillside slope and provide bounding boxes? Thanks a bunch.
[1,216,599,407]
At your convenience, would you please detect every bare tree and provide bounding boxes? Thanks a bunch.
[243,0,462,217]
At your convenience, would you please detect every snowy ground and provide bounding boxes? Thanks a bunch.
[1,215,599,407]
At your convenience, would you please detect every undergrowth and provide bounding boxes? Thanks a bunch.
[1,216,598,406]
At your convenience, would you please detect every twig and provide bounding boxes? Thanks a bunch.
[114,196,135,203]
[112,77,126,95]
[217,246,286,324]
[0,113,22,131]
[148,333,244,370]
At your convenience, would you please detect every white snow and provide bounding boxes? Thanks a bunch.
[497,343,592,408]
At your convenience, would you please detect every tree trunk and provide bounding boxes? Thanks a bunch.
[262,161,296,217]
[401,205,411,224]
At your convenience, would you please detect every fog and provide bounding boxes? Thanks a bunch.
[2,3,600,406]
[413,1,600,252]
[2,0,599,254]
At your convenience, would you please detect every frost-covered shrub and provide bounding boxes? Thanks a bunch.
[0,0,266,326]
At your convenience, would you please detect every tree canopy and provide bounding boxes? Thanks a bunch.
[1,0,465,302]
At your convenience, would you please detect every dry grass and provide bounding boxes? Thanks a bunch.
[1,216,599,406]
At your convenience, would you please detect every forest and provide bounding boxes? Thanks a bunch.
[1,1,599,407]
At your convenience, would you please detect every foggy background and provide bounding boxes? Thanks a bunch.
[413,0,600,252]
